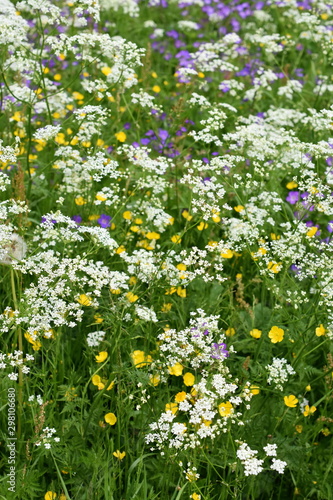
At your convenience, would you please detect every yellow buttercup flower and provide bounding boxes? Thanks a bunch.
[77,294,92,306]
[175,391,187,403]
[306,227,318,238]
[126,292,139,303]
[183,372,195,386]
[268,326,284,343]
[131,350,152,367]
[94,314,104,323]
[115,131,126,142]
[250,385,260,395]
[250,329,262,339]
[225,327,235,337]
[92,374,102,386]
[113,450,126,460]
[182,209,192,221]
[146,231,160,240]
[177,287,186,298]
[303,405,316,417]
[96,193,107,201]
[24,332,42,351]
[220,249,233,259]
[165,402,178,414]
[75,196,86,206]
[168,362,183,376]
[197,221,208,230]
[284,395,298,408]
[115,245,126,254]
[101,66,112,76]
[234,205,245,212]
[123,211,132,220]
[171,234,182,244]
[218,401,233,416]
[286,181,298,189]
[149,374,160,386]
[161,303,172,312]
[267,261,282,273]
[104,412,117,425]
[95,351,108,363]
[44,492,57,500]
[315,324,326,336]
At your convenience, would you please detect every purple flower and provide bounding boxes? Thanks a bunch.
[97,214,112,228]
[72,215,82,224]
[140,138,150,145]
[290,264,301,274]
[41,217,56,224]
[211,343,229,360]
[327,221,333,233]
[166,31,179,39]
[145,129,156,138]
[286,191,300,204]
[220,82,230,93]
[158,129,169,143]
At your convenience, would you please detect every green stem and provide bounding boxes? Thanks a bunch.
[51,451,72,500]
[10,268,23,439]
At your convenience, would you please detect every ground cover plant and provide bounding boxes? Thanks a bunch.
[1,0,333,498]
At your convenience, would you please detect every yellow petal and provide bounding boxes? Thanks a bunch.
[95,351,108,363]
[168,363,183,376]
[44,493,57,500]
[104,412,117,425]
[284,395,298,408]
[183,372,195,386]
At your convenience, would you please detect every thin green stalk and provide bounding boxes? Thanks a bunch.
[51,451,72,500]
[10,268,23,439]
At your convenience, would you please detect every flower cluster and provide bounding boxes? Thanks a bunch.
[145,311,255,453]
[236,442,287,476]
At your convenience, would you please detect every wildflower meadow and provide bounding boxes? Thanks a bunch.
[1,0,333,498]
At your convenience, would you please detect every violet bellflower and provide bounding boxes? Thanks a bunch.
[211,343,229,360]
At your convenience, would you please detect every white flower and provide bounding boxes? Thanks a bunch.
[271,458,287,474]
[263,443,277,457]
[33,125,61,141]
[87,331,106,347]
